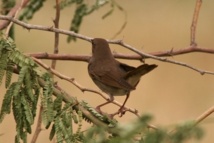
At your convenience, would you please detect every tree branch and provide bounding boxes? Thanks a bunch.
[31,106,43,143]
[191,0,202,45]
[109,40,214,75]
[0,15,92,41]
[0,15,213,75]
[0,0,29,30]
[194,105,214,126]
[51,0,60,69]
[27,45,214,62]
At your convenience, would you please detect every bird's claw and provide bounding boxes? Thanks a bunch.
[95,106,128,118]
[118,107,128,117]
[109,107,128,118]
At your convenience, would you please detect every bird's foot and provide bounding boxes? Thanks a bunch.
[118,106,128,117]
[109,107,128,118]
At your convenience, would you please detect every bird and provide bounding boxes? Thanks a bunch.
[88,38,157,116]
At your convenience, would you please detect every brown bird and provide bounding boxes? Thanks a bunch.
[88,38,157,116]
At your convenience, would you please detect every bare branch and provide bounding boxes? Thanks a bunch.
[27,52,90,62]
[51,0,60,69]
[149,46,214,57]
[111,8,127,39]
[0,15,92,41]
[0,0,29,30]
[31,106,43,143]
[109,40,214,75]
[191,0,202,45]
[27,45,214,61]
[5,0,26,37]
[194,105,214,126]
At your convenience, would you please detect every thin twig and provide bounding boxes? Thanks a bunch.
[109,40,214,75]
[31,106,43,143]
[27,45,214,61]
[28,52,90,62]
[5,0,25,37]
[194,105,214,126]
[169,105,214,134]
[0,0,29,30]
[0,15,92,42]
[51,0,60,69]
[190,0,202,45]
[111,5,127,39]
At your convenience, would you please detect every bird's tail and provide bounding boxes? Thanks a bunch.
[125,64,157,86]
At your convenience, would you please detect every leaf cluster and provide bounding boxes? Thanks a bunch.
[0,35,39,142]
[0,36,116,143]
[1,0,125,41]
[0,36,84,142]
[82,115,204,143]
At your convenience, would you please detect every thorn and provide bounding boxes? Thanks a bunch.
[44,52,48,57]
[70,78,75,81]
[48,26,54,30]
[168,47,174,57]
[200,71,205,75]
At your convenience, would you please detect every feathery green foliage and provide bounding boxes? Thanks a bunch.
[1,0,15,14]
[1,0,124,42]
[19,0,47,21]
[49,103,84,143]
[82,115,204,143]
[0,36,88,142]
[0,36,14,85]
[0,0,15,38]
[0,82,16,122]
[0,51,7,85]
[58,0,124,42]
[5,61,14,88]
[0,36,40,142]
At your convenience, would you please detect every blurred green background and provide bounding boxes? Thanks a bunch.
[1,0,214,142]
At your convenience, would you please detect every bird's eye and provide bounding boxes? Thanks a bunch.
[91,40,94,44]
[91,40,96,47]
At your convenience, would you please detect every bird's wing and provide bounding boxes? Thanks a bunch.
[89,66,135,90]
[124,64,157,87]
[118,62,136,72]
[125,64,158,78]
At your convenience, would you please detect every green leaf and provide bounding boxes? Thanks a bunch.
[41,73,54,127]
[0,82,17,122]
[19,0,46,21]
[21,93,34,125]
[0,52,8,85]
[55,117,64,143]
[67,3,87,42]
[49,124,56,141]
[5,61,14,88]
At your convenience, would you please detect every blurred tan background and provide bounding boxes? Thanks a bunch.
[1,0,214,142]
